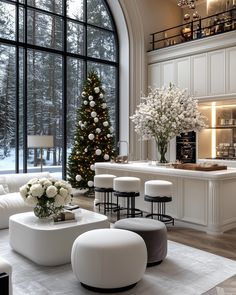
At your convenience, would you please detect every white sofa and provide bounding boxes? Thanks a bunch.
[0,172,51,229]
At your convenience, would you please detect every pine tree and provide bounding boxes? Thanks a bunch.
[67,70,116,194]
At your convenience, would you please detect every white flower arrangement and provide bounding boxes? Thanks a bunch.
[130,84,207,162]
[20,178,73,218]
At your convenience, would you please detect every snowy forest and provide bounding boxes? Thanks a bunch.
[0,0,118,172]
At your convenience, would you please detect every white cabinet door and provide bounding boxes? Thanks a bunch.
[226,46,236,94]
[176,57,190,94]
[208,49,225,96]
[161,60,175,87]
[191,53,207,97]
[148,63,161,88]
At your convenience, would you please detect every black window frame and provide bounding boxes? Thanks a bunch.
[0,0,119,178]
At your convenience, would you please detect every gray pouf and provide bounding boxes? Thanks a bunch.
[114,218,167,267]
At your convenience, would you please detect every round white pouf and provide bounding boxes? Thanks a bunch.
[113,176,140,192]
[71,228,147,292]
[94,174,116,189]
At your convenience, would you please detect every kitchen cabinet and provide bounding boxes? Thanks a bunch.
[226,46,236,94]
[191,53,207,97]
[208,49,225,96]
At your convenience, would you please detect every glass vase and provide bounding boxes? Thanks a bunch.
[156,139,168,164]
[33,204,55,219]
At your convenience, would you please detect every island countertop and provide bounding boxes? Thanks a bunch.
[95,161,236,234]
[95,161,236,180]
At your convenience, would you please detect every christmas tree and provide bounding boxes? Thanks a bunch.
[67,70,116,194]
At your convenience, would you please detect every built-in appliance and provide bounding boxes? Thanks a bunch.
[176,131,196,163]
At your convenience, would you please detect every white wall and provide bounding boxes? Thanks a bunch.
[108,0,183,160]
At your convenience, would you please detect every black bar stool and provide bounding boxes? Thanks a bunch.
[144,180,174,225]
[113,176,143,220]
[94,174,118,215]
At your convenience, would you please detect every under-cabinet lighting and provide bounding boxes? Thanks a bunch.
[211,102,216,158]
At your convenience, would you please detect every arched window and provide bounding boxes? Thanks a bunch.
[0,0,118,177]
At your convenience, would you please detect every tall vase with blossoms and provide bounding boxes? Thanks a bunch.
[20,177,72,219]
[130,84,207,164]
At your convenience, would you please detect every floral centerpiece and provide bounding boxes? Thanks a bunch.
[130,84,207,163]
[20,177,72,219]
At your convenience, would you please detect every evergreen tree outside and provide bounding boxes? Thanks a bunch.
[67,70,116,194]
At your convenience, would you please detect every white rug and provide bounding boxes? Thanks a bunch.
[0,228,236,295]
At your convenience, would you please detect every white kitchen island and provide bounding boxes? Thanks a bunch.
[95,161,236,235]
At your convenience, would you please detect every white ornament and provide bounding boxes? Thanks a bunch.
[103,121,109,127]
[96,128,101,133]
[95,149,102,155]
[84,148,88,152]
[78,121,82,125]
[94,87,100,93]
[91,111,97,118]
[88,95,93,101]
[88,134,94,140]
[94,117,99,123]
[107,134,111,138]
[102,103,107,109]
[104,154,109,160]
[84,100,88,105]
[90,101,95,107]
[90,164,95,171]
[99,93,104,98]
[88,180,94,187]
[82,92,86,97]
[76,175,82,181]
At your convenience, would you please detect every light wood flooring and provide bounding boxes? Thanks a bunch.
[73,194,236,261]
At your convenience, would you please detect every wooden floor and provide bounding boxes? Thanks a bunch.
[73,194,236,261]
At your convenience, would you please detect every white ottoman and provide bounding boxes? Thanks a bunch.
[0,257,12,295]
[71,228,147,292]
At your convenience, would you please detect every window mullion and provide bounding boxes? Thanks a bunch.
[23,0,28,173]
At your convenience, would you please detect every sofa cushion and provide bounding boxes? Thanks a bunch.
[3,172,51,193]
[0,192,33,229]
[0,176,9,194]
[0,184,7,195]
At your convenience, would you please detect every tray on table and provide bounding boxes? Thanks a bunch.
[172,163,227,171]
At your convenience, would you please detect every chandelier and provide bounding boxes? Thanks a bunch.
[177,0,198,9]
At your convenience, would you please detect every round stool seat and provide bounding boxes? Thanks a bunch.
[114,218,167,266]
[114,177,140,193]
[145,180,172,197]
[71,228,147,292]
[94,174,116,189]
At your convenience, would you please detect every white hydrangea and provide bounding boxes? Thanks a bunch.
[99,93,104,98]
[30,184,44,198]
[20,177,72,214]
[19,185,28,199]
[59,187,68,198]
[25,195,38,206]
[88,95,93,101]
[46,185,57,198]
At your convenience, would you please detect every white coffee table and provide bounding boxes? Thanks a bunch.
[9,209,109,266]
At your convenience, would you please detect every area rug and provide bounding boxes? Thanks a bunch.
[201,275,236,295]
[0,229,236,295]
